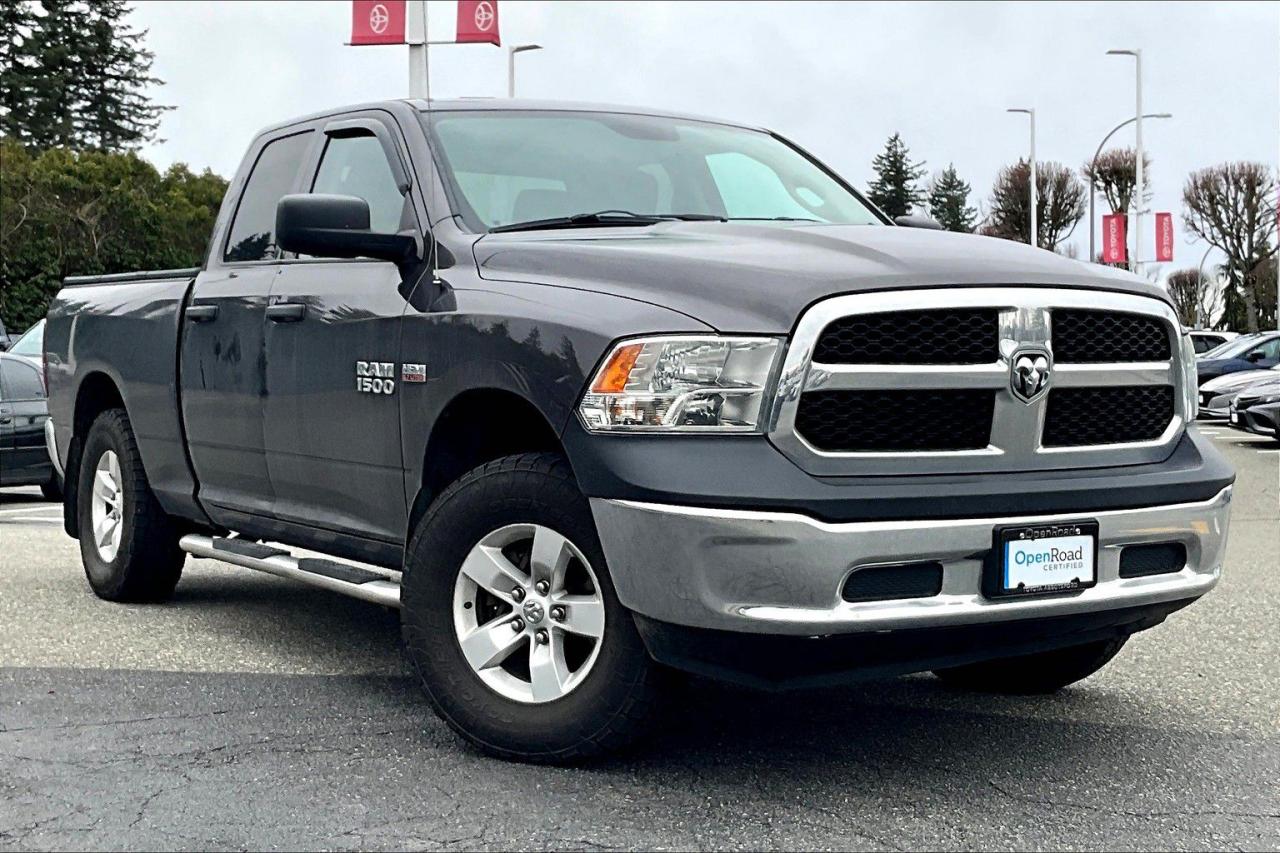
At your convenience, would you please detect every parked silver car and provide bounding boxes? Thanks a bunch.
[1198,364,1280,419]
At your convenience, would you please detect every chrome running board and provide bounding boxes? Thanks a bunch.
[178,534,401,608]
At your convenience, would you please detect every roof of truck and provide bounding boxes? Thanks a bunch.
[257,98,762,138]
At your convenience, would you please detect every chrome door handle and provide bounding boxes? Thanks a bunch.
[186,304,219,322]
[266,302,306,322]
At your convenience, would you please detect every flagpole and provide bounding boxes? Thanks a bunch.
[408,0,429,99]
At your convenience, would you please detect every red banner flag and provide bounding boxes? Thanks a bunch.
[351,0,406,45]
[1102,213,1127,264]
[457,0,500,45]
[1155,212,1174,262]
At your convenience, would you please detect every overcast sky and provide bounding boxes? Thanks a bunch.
[131,0,1279,283]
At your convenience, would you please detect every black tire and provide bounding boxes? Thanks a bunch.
[401,452,663,763]
[933,637,1128,695]
[40,472,62,501]
[77,408,184,602]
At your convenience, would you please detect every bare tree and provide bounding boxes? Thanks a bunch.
[1165,266,1225,328]
[980,159,1086,252]
[1082,147,1152,216]
[1182,162,1277,332]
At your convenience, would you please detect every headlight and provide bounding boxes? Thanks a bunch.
[1180,333,1199,420]
[1254,393,1280,405]
[579,336,782,432]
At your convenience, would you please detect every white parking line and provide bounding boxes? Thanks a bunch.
[0,505,61,516]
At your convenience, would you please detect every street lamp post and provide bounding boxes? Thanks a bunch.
[507,44,542,98]
[1196,245,1216,329]
[1087,113,1172,264]
[1008,108,1036,248]
[1108,49,1144,274]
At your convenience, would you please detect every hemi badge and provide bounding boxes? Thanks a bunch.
[401,363,427,383]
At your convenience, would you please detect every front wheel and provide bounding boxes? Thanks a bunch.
[933,637,1127,695]
[401,453,663,762]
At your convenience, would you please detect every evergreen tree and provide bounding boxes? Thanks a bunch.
[0,0,39,143]
[927,164,977,232]
[866,132,926,217]
[79,0,168,150]
[0,0,168,150]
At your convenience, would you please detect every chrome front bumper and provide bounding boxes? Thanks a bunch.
[591,487,1232,636]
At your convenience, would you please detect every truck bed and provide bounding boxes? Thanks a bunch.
[46,268,204,524]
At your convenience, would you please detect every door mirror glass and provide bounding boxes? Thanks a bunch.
[275,194,421,266]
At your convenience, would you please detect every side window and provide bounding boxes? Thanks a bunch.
[0,358,45,400]
[224,131,313,262]
[311,133,406,234]
[1250,338,1280,361]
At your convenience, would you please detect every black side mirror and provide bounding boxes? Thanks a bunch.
[1246,351,1265,362]
[893,214,946,230]
[276,194,422,266]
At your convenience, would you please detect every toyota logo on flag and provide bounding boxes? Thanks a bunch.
[350,0,406,45]
[457,0,501,44]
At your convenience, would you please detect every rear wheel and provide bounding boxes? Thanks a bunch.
[933,637,1127,695]
[77,408,184,602]
[401,453,662,762]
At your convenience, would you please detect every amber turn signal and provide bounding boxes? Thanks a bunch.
[591,343,644,394]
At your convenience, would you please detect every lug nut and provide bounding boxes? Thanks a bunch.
[535,629,549,645]
[511,618,525,632]
[510,587,525,602]
[550,606,566,622]
[534,580,550,595]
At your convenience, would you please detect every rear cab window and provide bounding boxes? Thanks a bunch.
[223,131,313,262]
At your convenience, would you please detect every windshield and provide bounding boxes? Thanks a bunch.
[9,319,43,357]
[423,110,883,231]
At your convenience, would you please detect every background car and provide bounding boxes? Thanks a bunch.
[1188,329,1238,355]
[6,318,45,366]
[0,351,61,500]
[1197,364,1280,419]
[1228,377,1280,442]
[1196,331,1280,384]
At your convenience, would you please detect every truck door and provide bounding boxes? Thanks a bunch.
[179,129,313,521]
[263,115,420,546]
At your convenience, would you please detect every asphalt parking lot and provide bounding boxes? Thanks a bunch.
[1,427,1277,851]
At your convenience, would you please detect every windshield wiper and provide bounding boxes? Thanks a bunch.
[726,216,822,222]
[490,210,726,233]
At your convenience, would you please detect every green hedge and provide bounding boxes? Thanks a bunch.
[0,139,227,330]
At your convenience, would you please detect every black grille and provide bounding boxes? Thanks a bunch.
[843,562,944,603]
[1119,543,1187,578]
[1043,386,1175,446]
[813,309,998,365]
[795,390,995,451]
[1052,309,1171,362]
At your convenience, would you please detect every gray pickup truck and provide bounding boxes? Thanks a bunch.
[45,99,1234,762]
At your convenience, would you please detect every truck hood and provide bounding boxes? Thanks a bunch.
[472,222,1169,333]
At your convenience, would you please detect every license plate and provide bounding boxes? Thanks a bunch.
[1230,412,1241,424]
[985,521,1098,598]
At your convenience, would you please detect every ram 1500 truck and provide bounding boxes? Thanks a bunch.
[45,100,1235,762]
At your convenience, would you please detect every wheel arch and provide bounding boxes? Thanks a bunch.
[406,387,569,544]
[63,371,127,538]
